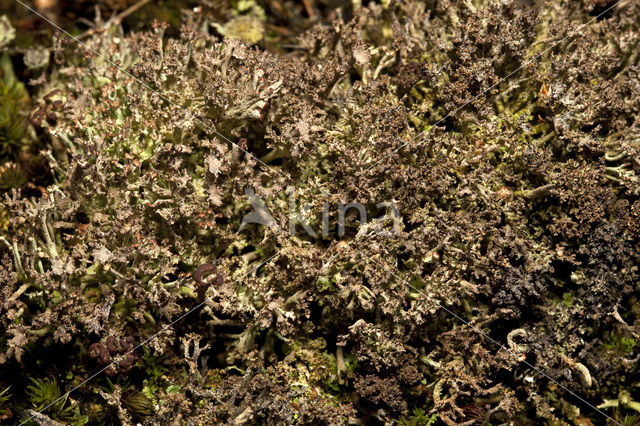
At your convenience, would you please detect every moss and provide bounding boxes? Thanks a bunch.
[394,409,437,426]
[562,291,574,308]
[0,53,31,159]
[24,377,85,424]
[604,331,636,354]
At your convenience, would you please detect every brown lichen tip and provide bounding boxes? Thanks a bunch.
[118,353,135,372]
[193,261,224,287]
[88,342,103,359]
[120,336,134,352]
[106,336,119,353]
[89,342,111,366]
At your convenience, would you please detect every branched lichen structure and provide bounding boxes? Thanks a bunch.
[0,0,639,424]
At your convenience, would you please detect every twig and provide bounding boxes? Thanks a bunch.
[109,0,154,26]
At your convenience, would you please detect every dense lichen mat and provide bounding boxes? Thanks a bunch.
[1,0,639,424]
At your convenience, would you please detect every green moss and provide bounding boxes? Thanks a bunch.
[123,391,153,419]
[604,331,636,354]
[0,53,31,158]
[0,386,11,419]
[24,377,86,424]
[394,409,437,426]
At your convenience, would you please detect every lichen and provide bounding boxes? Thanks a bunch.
[0,0,639,424]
